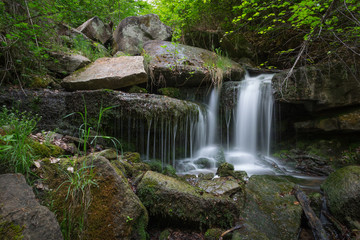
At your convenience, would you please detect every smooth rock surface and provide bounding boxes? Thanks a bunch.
[62,56,148,90]
[0,174,63,240]
[113,14,172,55]
[144,40,245,88]
[76,16,112,45]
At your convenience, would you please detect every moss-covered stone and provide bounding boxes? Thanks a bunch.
[238,175,302,240]
[91,148,118,160]
[216,163,234,177]
[129,86,148,94]
[158,228,171,240]
[39,156,148,240]
[0,216,24,240]
[158,88,180,98]
[30,140,64,158]
[122,152,142,163]
[137,171,240,229]
[204,228,223,240]
[322,165,360,229]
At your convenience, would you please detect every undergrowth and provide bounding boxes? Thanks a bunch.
[0,106,40,179]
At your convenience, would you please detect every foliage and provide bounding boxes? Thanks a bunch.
[0,0,150,87]
[64,99,121,154]
[0,106,40,178]
[71,35,110,61]
[231,0,360,68]
[56,158,97,240]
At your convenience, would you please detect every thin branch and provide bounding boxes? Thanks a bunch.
[343,0,360,26]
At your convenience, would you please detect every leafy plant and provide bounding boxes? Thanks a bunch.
[0,106,41,178]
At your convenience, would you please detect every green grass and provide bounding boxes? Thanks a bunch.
[0,106,41,178]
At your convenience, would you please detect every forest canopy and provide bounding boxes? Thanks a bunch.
[0,0,359,86]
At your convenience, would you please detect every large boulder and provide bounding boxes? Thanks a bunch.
[144,40,245,88]
[46,52,91,76]
[0,174,63,240]
[113,14,172,55]
[136,171,240,229]
[62,56,148,90]
[322,166,360,229]
[86,156,148,240]
[236,175,302,240]
[272,62,360,112]
[76,16,112,45]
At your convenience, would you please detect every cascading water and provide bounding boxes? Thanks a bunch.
[226,73,275,175]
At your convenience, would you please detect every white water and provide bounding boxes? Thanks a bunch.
[177,73,276,176]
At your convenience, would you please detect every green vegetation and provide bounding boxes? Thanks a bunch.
[0,216,24,240]
[0,106,40,178]
[0,0,150,87]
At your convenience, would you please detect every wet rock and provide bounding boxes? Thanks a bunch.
[137,171,240,229]
[216,162,235,177]
[196,176,243,195]
[0,89,200,134]
[144,40,245,88]
[0,174,63,240]
[76,16,112,45]
[113,14,172,55]
[238,175,302,240]
[272,62,360,112]
[62,56,148,90]
[45,52,91,76]
[322,165,360,229]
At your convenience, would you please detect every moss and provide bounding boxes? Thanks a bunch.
[29,140,64,158]
[0,216,24,240]
[216,163,234,177]
[129,86,148,94]
[122,152,141,163]
[204,228,223,240]
[159,229,171,240]
[158,88,180,99]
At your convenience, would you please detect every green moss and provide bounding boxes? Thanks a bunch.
[159,229,171,240]
[204,228,223,240]
[129,86,148,94]
[216,163,234,177]
[158,88,180,99]
[0,217,24,240]
[123,152,141,163]
[29,140,64,158]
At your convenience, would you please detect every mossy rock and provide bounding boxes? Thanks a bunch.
[158,228,171,240]
[39,156,148,240]
[129,86,148,94]
[158,88,180,98]
[239,175,302,240]
[0,216,24,240]
[137,171,239,229]
[91,148,118,160]
[30,140,64,158]
[122,152,142,163]
[216,163,234,177]
[205,228,223,240]
[322,165,360,229]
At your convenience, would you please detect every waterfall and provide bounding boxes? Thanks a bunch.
[234,73,274,155]
[113,73,275,176]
